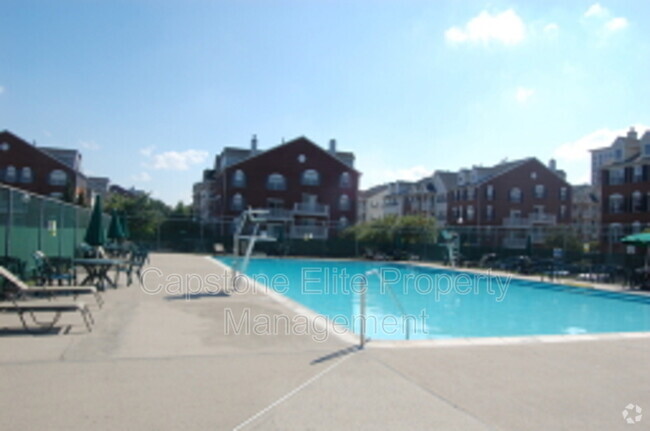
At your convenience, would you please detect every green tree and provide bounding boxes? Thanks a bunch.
[343,215,437,255]
[544,227,582,253]
[105,193,170,242]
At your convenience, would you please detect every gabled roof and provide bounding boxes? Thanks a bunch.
[217,136,360,174]
[0,130,85,177]
[433,171,458,191]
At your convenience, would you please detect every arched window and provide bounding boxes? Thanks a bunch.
[231,193,244,211]
[509,187,522,203]
[20,167,32,184]
[49,170,67,186]
[339,194,350,211]
[4,165,16,183]
[339,216,349,229]
[339,172,351,188]
[301,169,320,186]
[266,173,287,191]
[232,170,246,188]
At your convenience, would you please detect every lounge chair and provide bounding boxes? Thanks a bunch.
[0,265,103,309]
[0,300,94,332]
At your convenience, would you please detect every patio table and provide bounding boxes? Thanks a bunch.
[74,258,125,290]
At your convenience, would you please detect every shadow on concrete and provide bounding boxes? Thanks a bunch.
[164,291,230,301]
[0,326,65,336]
[310,344,361,365]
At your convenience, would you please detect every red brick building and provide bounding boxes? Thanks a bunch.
[598,128,650,251]
[0,130,87,202]
[202,136,359,240]
[446,157,572,249]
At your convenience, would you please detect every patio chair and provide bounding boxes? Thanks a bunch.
[115,249,148,287]
[32,251,77,286]
[0,265,103,308]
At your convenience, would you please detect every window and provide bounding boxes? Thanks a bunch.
[339,216,349,229]
[634,166,643,183]
[633,221,642,234]
[301,169,320,186]
[467,187,475,200]
[609,223,623,242]
[633,191,643,212]
[615,149,623,160]
[645,144,650,155]
[466,205,475,221]
[339,194,350,211]
[559,205,567,219]
[486,185,494,200]
[534,184,545,199]
[4,165,16,183]
[20,167,32,184]
[560,187,568,201]
[509,187,522,203]
[232,170,246,188]
[608,194,623,214]
[609,168,624,185]
[485,205,494,221]
[49,169,67,186]
[266,173,287,191]
[339,172,351,188]
[230,193,244,211]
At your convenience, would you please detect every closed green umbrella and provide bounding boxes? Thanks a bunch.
[85,195,107,246]
[119,212,130,239]
[107,209,126,241]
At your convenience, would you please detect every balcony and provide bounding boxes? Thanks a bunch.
[290,225,329,240]
[528,213,557,224]
[293,202,329,217]
[503,213,557,227]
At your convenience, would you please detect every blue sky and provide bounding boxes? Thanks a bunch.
[1,1,649,205]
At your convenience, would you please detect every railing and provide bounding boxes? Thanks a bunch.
[502,217,529,227]
[503,237,528,249]
[529,213,557,224]
[293,202,329,216]
[289,225,329,239]
[365,269,411,341]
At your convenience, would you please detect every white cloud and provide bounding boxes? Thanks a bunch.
[515,87,535,103]
[140,146,155,157]
[606,17,628,31]
[80,140,100,151]
[150,149,208,171]
[585,3,608,18]
[543,23,559,36]
[553,125,650,162]
[132,172,152,182]
[444,9,526,46]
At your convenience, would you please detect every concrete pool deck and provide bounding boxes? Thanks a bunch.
[1,253,648,430]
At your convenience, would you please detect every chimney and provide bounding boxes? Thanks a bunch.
[251,134,258,153]
[329,138,336,154]
[548,159,557,171]
[627,126,638,140]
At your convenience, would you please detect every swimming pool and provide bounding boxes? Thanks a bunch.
[217,257,650,341]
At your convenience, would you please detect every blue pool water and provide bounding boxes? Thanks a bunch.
[217,257,650,340]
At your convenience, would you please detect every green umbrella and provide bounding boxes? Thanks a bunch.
[621,232,650,269]
[119,212,130,239]
[107,209,126,241]
[84,195,107,246]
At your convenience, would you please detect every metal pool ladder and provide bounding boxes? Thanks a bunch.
[361,269,411,348]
